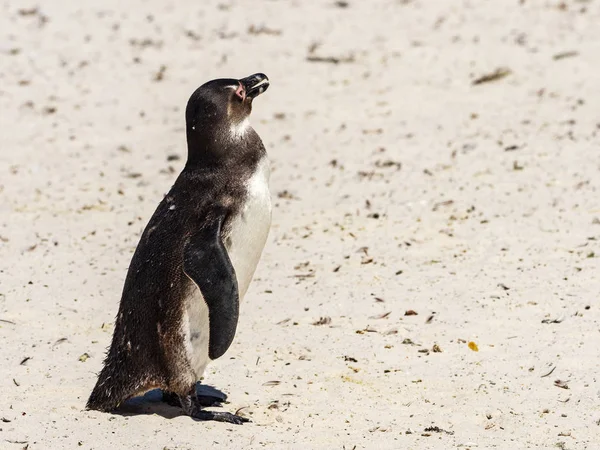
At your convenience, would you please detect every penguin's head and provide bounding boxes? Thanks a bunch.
[185,73,269,147]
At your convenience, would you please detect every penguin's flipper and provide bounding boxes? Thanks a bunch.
[183,217,240,360]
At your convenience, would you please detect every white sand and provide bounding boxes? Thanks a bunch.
[1,0,599,448]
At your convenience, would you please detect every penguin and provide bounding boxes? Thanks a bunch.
[87,73,272,425]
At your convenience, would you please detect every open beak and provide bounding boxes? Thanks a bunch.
[239,73,269,99]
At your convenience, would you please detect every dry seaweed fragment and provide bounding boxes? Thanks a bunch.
[472,67,512,85]
[248,25,282,36]
[424,426,454,435]
[553,51,578,60]
[542,316,564,324]
[432,200,454,211]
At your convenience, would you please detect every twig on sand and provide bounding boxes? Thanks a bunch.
[541,365,556,378]
[306,54,355,64]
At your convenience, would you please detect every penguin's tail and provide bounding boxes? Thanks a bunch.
[86,370,123,412]
[86,359,135,412]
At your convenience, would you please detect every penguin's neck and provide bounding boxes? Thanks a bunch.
[185,126,265,169]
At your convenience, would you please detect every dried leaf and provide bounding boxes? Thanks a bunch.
[78,353,90,362]
[52,337,68,347]
[369,311,391,319]
[356,325,378,334]
[432,200,454,212]
[263,380,281,386]
[292,272,315,279]
[374,160,402,170]
[247,25,281,36]
[277,190,297,199]
[554,379,569,389]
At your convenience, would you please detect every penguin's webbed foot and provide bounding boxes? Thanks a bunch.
[164,390,225,407]
[162,390,181,407]
[196,383,228,405]
[178,392,249,425]
[196,395,225,407]
[191,409,250,425]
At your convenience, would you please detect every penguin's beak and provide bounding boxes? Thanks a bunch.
[239,73,269,99]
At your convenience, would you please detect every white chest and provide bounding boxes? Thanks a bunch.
[183,157,271,379]
[225,157,272,299]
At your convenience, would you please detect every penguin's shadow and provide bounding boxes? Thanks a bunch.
[115,383,227,419]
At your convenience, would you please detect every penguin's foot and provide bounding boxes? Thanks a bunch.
[191,410,250,425]
[162,390,181,407]
[178,392,249,425]
[196,384,228,405]
[163,390,225,407]
[196,395,225,407]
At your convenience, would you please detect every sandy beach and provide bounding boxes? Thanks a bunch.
[1,0,599,448]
